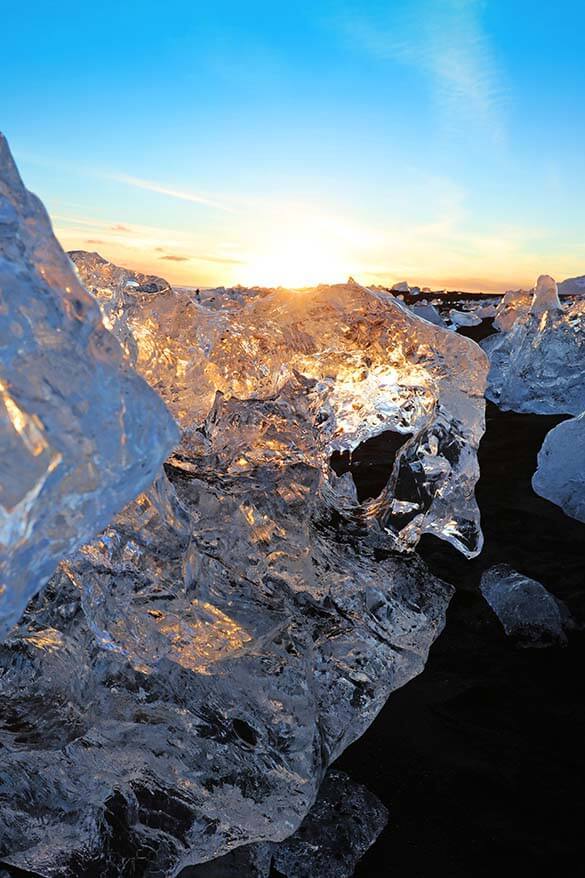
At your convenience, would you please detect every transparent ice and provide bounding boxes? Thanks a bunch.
[0,137,178,640]
[480,564,572,647]
[0,448,452,874]
[409,301,445,326]
[492,288,533,332]
[0,154,489,875]
[482,275,585,414]
[186,771,388,878]
[532,411,585,523]
[71,258,489,557]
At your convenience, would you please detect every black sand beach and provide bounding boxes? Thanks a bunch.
[337,402,585,877]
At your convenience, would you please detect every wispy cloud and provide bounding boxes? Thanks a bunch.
[108,173,237,213]
[332,0,506,143]
[194,254,246,266]
[159,254,190,262]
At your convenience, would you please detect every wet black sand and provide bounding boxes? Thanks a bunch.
[337,402,585,877]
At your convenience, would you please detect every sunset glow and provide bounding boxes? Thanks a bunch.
[4,1,584,292]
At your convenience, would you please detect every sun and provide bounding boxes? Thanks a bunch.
[238,212,369,288]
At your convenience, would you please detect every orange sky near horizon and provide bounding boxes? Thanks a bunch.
[54,216,576,295]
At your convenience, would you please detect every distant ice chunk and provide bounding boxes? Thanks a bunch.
[558,274,585,296]
[480,564,572,647]
[449,308,482,329]
[532,412,585,522]
[476,303,497,319]
[482,275,585,414]
[391,280,410,292]
[493,288,532,332]
[0,137,178,639]
[530,274,563,317]
[409,302,445,326]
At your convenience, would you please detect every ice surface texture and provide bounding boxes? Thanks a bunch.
[493,288,532,332]
[0,242,485,872]
[71,257,489,558]
[185,770,388,878]
[409,301,445,327]
[0,137,179,639]
[480,564,572,647]
[482,275,585,415]
[533,412,585,522]
[0,463,450,874]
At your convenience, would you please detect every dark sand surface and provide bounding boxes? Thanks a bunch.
[336,402,585,877]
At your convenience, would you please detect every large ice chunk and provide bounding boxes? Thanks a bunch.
[0,453,450,873]
[532,412,585,522]
[0,137,179,639]
[0,249,488,873]
[480,564,572,647]
[71,255,489,557]
[482,275,585,414]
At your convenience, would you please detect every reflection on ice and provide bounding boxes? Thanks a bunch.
[0,137,490,877]
[72,253,488,557]
[483,275,585,415]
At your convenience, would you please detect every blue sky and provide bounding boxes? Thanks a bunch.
[1,0,584,289]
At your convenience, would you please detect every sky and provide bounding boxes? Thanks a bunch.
[1,0,584,291]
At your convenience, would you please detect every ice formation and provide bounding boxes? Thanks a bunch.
[0,245,490,872]
[187,771,388,878]
[480,564,572,647]
[409,301,445,327]
[493,288,532,332]
[0,137,178,640]
[0,135,495,874]
[448,308,482,329]
[482,275,585,414]
[532,412,585,522]
[558,274,585,296]
[71,254,489,557]
[0,454,451,873]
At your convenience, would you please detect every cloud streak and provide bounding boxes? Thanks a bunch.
[108,173,237,213]
[332,0,506,143]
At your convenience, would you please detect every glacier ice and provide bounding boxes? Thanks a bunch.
[0,245,492,873]
[409,301,445,327]
[558,274,585,296]
[448,308,482,329]
[0,143,495,875]
[532,411,585,522]
[0,137,179,640]
[71,254,489,557]
[0,456,451,874]
[493,288,532,332]
[480,564,572,647]
[186,771,388,878]
[482,275,585,414]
